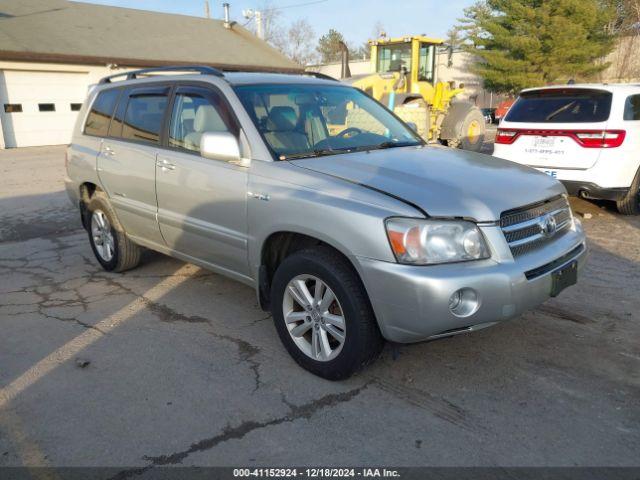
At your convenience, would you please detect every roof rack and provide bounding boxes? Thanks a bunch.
[99,65,224,84]
[303,71,339,82]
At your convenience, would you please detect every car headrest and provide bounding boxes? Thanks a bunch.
[266,106,297,132]
[194,104,226,133]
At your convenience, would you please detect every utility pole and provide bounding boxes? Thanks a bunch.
[204,0,210,18]
[242,9,264,39]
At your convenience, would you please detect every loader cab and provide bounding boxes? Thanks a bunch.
[352,34,485,151]
[372,36,440,89]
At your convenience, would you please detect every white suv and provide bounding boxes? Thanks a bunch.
[493,84,640,214]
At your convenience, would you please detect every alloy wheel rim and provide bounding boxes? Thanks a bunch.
[91,210,115,262]
[282,274,346,362]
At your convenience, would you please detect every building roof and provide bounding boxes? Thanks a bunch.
[0,0,302,73]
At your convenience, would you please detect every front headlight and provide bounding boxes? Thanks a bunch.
[385,218,490,265]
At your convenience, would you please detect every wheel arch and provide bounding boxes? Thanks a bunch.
[258,230,363,312]
[79,182,103,230]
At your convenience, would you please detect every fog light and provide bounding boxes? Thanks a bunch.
[449,290,462,310]
[449,288,479,317]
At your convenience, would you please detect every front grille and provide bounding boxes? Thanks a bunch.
[500,195,573,256]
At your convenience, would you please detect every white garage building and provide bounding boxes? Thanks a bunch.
[0,0,301,149]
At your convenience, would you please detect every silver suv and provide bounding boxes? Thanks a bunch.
[65,66,587,380]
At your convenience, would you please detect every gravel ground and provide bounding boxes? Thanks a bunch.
[0,145,638,471]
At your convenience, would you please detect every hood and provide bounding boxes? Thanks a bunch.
[289,146,565,222]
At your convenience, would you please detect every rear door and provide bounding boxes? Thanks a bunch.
[495,88,617,170]
[97,85,170,245]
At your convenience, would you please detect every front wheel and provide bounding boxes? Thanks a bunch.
[440,104,486,152]
[270,247,383,380]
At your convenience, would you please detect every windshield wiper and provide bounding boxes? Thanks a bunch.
[545,101,577,121]
[280,148,343,161]
[372,140,422,150]
[280,141,420,160]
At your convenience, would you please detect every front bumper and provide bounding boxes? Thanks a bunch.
[357,222,587,343]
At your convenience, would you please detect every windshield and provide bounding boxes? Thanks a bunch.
[377,43,412,73]
[234,84,422,160]
[505,89,612,123]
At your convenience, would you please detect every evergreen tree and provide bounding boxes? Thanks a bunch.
[316,29,347,63]
[458,0,616,93]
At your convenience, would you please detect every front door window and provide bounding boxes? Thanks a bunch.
[169,87,238,153]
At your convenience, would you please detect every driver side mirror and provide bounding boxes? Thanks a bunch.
[200,131,241,162]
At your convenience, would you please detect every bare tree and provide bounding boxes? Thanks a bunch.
[246,1,284,46]
[610,0,640,80]
[273,19,318,66]
[371,21,385,39]
[446,26,463,50]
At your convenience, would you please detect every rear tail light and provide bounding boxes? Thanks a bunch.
[574,130,626,148]
[495,129,518,144]
[495,129,626,148]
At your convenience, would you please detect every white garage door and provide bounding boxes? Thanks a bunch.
[0,70,89,148]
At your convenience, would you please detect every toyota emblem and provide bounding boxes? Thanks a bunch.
[539,213,558,238]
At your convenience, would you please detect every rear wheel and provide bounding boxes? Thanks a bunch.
[270,247,383,380]
[86,193,141,272]
[616,168,640,215]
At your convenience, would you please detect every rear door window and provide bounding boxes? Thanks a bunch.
[85,88,120,136]
[624,94,640,121]
[120,87,169,144]
[505,89,612,123]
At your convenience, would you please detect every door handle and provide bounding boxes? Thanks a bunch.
[156,159,176,171]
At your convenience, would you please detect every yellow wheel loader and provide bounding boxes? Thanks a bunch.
[342,35,486,151]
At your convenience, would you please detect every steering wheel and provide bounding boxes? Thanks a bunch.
[336,127,363,139]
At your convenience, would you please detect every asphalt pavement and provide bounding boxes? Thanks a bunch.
[0,144,638,471]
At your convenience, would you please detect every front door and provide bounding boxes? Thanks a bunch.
[155,85,249,277]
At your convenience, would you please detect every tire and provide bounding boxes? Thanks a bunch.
[616,168,640,215]
[456,108,486,151]
[394,97,430,141]
[86,193,141,272]
[441,103,486,152]
[270,246,383,380]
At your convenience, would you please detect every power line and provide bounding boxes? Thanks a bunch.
[262,0,328,13]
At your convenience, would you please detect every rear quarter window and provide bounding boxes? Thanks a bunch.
[624,94,640,121]
[505,89,612,123]
[84,89,120,136]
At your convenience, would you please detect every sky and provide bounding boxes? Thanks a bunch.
[77,0,477,46]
